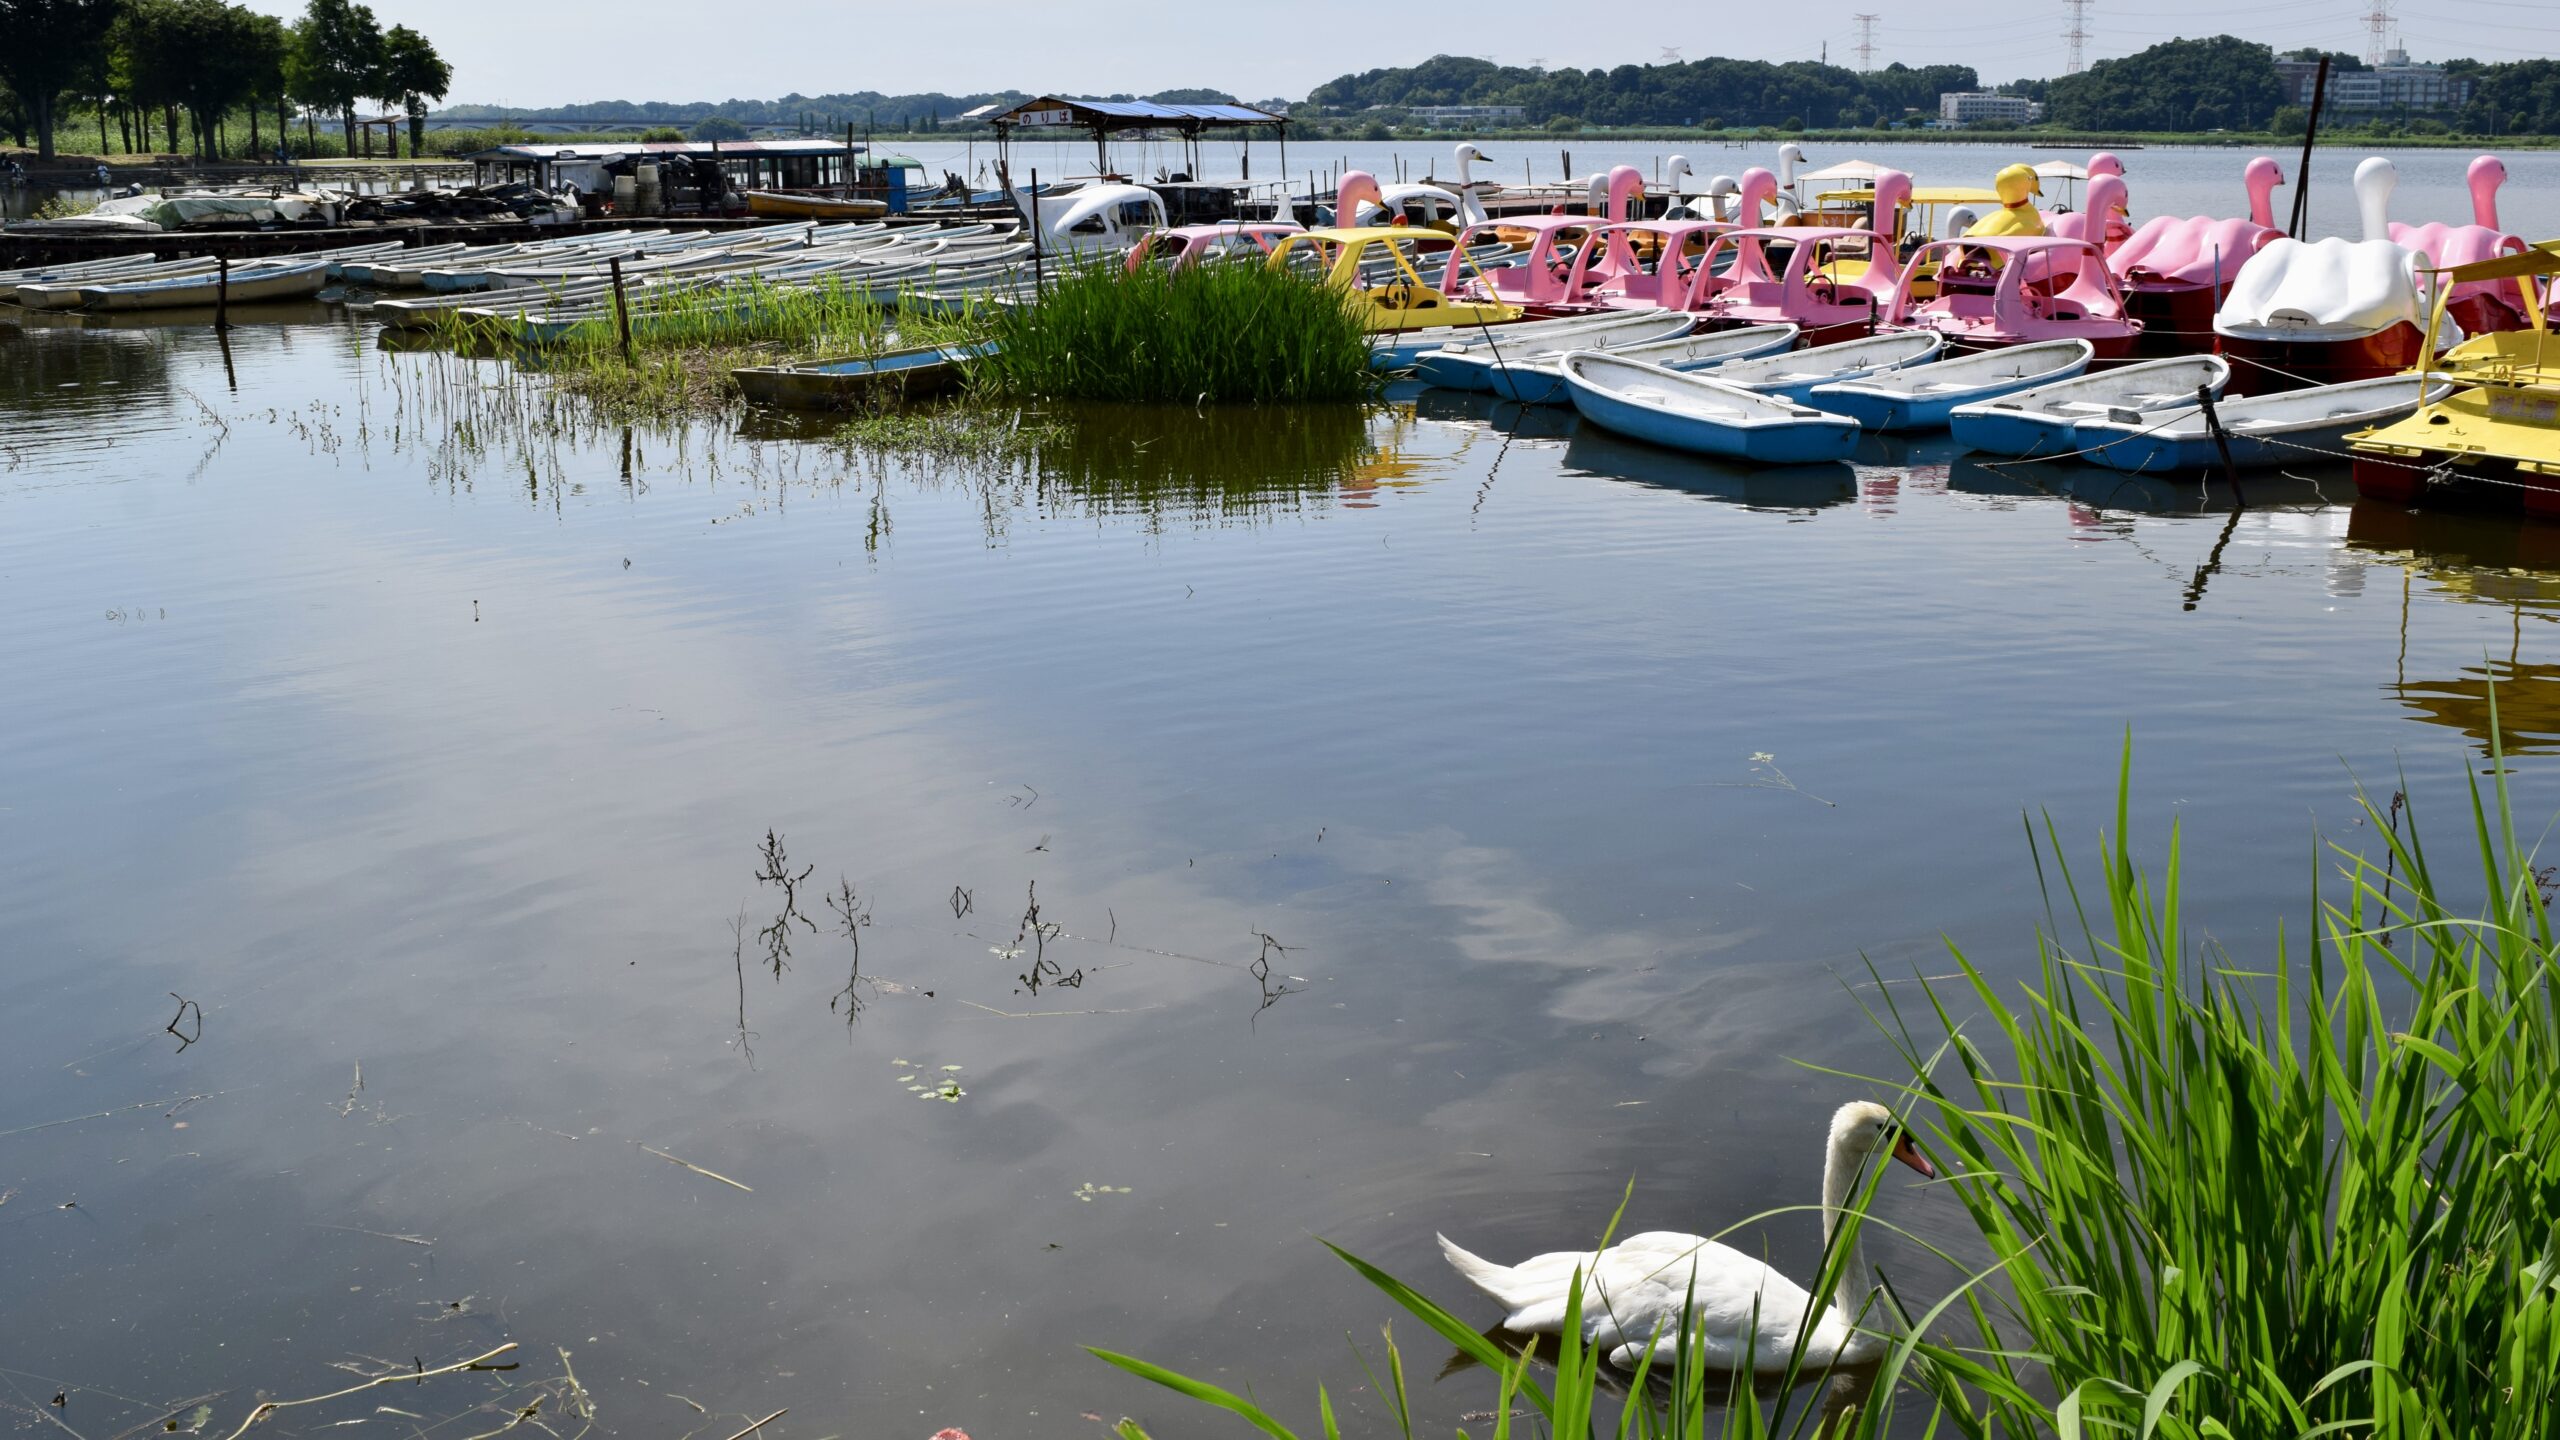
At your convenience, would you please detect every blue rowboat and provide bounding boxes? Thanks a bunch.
[1404,311,1694,388]
[1560,349,1863,464]
[2070,372,2450,473]
[1485,323,1799,405]
[1809,339,2093,431]
[1949,353,2232,458]
[734,341,998,408]
[1702,330,1945,406]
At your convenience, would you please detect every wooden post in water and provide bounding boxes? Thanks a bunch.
[608,256,634,365]
[1029,167,1043,297]
[2195,384,2244,496]
[2288,57,2330,238]
[214,254,230,331]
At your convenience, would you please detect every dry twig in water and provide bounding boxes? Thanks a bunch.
[215,1343,519,1440]
[719,1412,786,1440]
[637,1145,752,1193]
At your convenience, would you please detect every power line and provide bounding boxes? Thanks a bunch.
[1852,13,1881,71]
[2363,0,2395,63]
[2062,0,2094,72]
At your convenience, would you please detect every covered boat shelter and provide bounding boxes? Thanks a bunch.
[464,138,856,197]
[983,96,1289,181]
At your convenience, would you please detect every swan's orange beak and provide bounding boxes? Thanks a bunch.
[1890,1132,1937,1180]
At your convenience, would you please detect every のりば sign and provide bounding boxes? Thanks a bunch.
[1017,108,1075,126]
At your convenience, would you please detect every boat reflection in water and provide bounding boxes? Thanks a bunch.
[1560,420,1857,512]
[2349,501,2560,755]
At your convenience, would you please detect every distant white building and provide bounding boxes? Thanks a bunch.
[1404,105,1528,128]
[1938,92,2044,125]
[2275,48,2472,112]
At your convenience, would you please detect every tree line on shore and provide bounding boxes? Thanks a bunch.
[1303,38,2560,136]
[0,0,449,163]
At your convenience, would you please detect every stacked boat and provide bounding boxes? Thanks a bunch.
[9,239,408,312]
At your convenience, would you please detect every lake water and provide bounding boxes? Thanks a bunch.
[6,300,2560,1439]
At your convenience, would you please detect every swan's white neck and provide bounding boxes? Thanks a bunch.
[1817,1132,1882,1355]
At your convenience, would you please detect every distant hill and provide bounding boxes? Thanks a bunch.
[1302,55,1982,129]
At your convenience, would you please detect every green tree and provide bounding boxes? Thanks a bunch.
[375,23,445,156]
[691,113,746,140]
[292,0,381,155]
[2268,104,2309,137]
[2046,35,2284,131]
[0,0,124,160]
[233,6,286,157]
[114,0,279,158]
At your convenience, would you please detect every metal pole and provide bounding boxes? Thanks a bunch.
[2288,57,2330,238]
[1030,167,1043,297]
[214,254,230,330]
[608,255,633,364]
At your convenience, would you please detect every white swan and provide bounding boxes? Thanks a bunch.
[1439,1101,1934,1373]
[1452,142,1493,227]
[1705,174,1739,223]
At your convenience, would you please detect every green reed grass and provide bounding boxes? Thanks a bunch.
[977,257,1380,405]
[1863,727,2560,1440]
[433,275,994,420]
[1095,728,2560,1440]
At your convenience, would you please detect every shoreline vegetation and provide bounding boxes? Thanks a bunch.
[1095,737,2560,1438]
[493,256,1372,439]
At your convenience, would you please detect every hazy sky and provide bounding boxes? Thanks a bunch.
[241,0,2558,107]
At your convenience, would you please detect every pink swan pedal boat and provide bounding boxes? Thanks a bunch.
[1123,221,1303,273]
[1555,218,1736,313]
[2388,155,2533,337]
[2104,158,2287,355]
[1880,235,2141,360]
[1680,226,1905,346]
[1437,213,1608,315]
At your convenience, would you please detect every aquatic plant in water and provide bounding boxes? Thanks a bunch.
[1093,729,2560,1439]
[977,256,1381,406]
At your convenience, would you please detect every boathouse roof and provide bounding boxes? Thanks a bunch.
[984,97,1287,133]
[463,139,856,163]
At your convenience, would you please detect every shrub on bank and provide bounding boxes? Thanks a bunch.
[977,258,1379,406]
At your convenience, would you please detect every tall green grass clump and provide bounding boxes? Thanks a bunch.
[1869,735,2560,1439]
[977,257,1379,405]
[1091,733,2560,1439]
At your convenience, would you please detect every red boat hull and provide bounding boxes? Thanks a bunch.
[2122,280,2221,358]
[2217,324,2431,396]
[2354,449,2560,519]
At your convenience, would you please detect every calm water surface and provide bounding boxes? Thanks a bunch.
[5,307,2560,1438]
